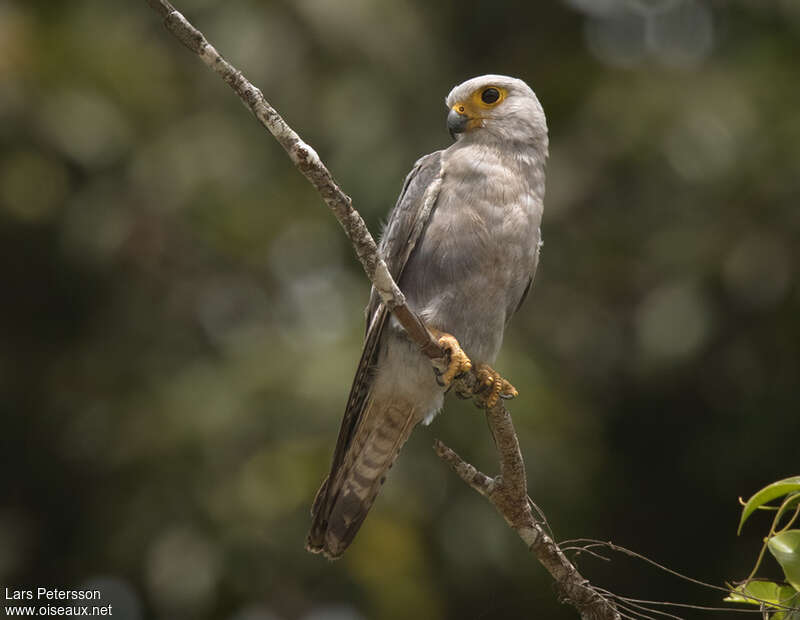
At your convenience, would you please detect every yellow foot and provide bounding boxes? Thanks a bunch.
[474,363,518,408]
[429,329,472,387]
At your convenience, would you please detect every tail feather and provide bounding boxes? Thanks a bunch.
[306,398,417,559]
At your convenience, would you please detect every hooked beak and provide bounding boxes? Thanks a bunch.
[447,108,469,140]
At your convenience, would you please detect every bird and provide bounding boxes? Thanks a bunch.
[306,74,548,560]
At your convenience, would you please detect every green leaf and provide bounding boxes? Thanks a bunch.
[775,608,800,620]
[775,588,800,620]
[725,580,796,607]
[769,530,800,591]
[739,477,800,534]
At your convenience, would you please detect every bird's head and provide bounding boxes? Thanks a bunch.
[445,74,547,148]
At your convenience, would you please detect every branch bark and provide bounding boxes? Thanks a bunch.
[144,0,442,360]
[145,2,620,618]
[435,409,619,620]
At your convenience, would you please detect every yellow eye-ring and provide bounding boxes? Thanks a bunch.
[473,86,506,108]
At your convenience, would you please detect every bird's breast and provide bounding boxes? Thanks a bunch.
[398,143,544,362]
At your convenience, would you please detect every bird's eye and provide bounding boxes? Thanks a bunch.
[481,87,500,104]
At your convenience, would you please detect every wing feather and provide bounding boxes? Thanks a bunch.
[307,151,443,552]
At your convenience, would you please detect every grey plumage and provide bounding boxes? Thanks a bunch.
[307,75,548,559]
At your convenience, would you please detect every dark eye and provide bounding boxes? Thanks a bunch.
[481,87,500,104]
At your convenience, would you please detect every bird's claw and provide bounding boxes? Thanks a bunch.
[474,363,518,409]
[431,331,472,388]
[427,331,516,407]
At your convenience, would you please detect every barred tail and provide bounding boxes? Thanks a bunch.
[306,398,417,559]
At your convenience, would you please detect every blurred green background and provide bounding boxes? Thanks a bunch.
[1,0,799,618]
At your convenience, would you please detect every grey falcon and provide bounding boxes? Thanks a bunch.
[307,74,548,559]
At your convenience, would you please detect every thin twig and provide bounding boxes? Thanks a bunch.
[560,539,798,615]
[558,539,739,596]
[145,3,621,618]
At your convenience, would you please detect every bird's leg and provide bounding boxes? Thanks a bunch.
[473,363,518,409]
[428,328,472,388]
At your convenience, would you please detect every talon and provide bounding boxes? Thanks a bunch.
[476,366,494,390]
[502,384,519,399]
[473,363,518,409]
[429,329,472,388]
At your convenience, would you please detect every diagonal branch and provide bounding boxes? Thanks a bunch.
[144,2,620,618]
[435,404,620,620]
[143,0,442,360]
